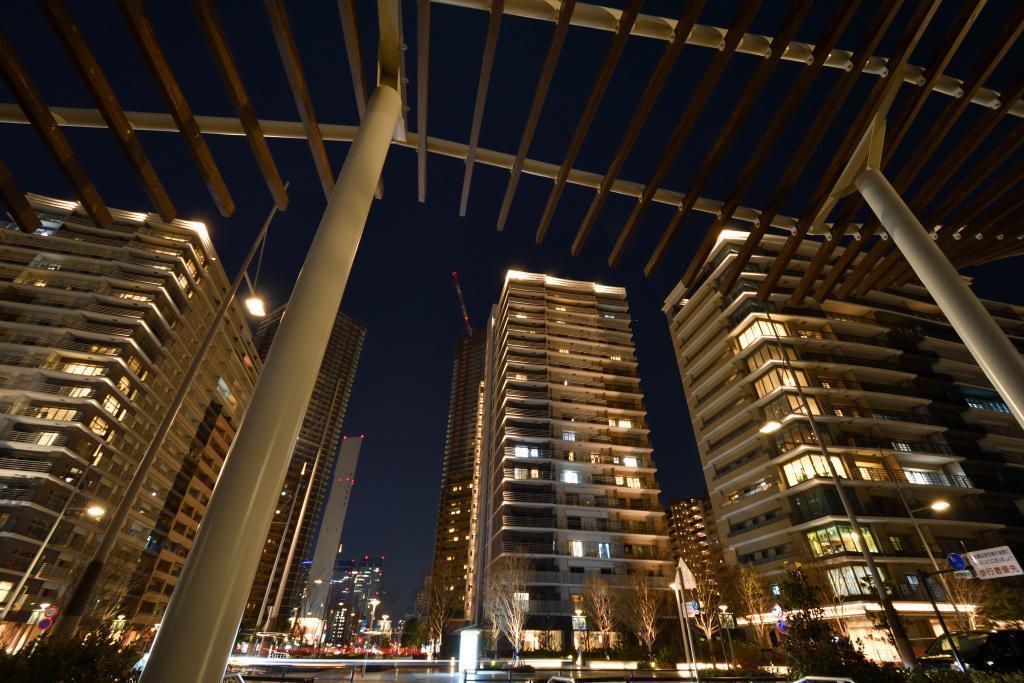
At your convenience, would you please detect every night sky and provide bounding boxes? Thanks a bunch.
[1,1,1022,616]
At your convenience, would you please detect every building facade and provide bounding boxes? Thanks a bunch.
[0,194,259,649]
[430,329,487,628]
[479,270,673,650]
[322,554,383,649]
[664,230,1024,658]
[242,306,365,634]
[667,495,723,590]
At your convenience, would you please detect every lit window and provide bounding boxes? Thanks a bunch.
[63,362,104,377]
[598,543,611,559]
[513,373,528,381]
[68,386,92,398]
[562,470,580,484]
[610,355,622,361]
[623,456,639,468]
[36,432,61,446]
[737,319,788,350]
[101,395,122,417]
[559,348,569,354]
[88,416,110,438]
[36,406,77,421]
[626,477,641,489]
[562,431,576,441]
[0,580,13,603]
[569,541,584,557]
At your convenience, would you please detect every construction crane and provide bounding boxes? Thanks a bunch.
[451,271,473,335]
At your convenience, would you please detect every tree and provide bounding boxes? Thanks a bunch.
[485,554,531,661]
[944,575,988,630]
[800,554,851,638]
[400,617,425,649]
[729,563,773,646]
[616,573,664,661]
[582,574,616,651]
[423,570,460,654]
[982,582,1024,627]
[0,627,140,682]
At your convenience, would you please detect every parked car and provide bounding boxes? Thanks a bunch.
[918,629,1024,672]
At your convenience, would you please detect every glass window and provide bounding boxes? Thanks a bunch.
[825,565,880,597]
[562,470,580,484]
[753,368,808,398]
[806,524,878,558]
[563,431,576,441]
[63,362,104,376]
[36,406,77,421]
[598,543,611,559]
[782,454,848,486]
[67,386,92,398]
[623,456,639,468]
[737,319,788,350]
[626,477,642,489]
[36,431,60,446]
[569,541,584,557]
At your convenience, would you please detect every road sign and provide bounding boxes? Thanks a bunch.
[967,546,1024,580]
[776,619,787,634]
[722,613,736,629]
[953,570,974,580]
[37,618,53,631]
[683,601,699,617]
[947,553,967,571]
[771,603,783,620]
[43,605,59,618]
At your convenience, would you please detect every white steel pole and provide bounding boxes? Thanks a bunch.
[140,84,401,683]
[856,168,1024,429]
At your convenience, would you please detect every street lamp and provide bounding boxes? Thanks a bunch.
[244,295,267,318]
[927,500,950,512]
[573,608,586,667]
[717,604,735,669]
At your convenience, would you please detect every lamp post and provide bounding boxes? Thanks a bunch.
[362,597,380,675]
[718,605,735,669]
[761,306,917,667]
[670,580,699,682]
[894,490,966,629]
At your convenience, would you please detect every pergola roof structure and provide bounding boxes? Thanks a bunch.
[1,0,1023,305]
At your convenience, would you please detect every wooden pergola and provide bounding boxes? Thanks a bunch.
[1,1,1023,680]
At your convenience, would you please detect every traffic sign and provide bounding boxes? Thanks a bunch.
[954,570,974,580]
[771,603,783,620]
[967,546,1024,580]
[947,553,967,571]
[37,618,53,631]
[776,619,787,634]
[43,605,59,618]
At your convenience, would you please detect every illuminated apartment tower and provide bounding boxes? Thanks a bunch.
[0,195,259,649]
[242,306,365,633]
[322,554,383,647]
[667,495,723,592]
[481,271,672,650]
[664,230,1024,656]
[430,329,486,628]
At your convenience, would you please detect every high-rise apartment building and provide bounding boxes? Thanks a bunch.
[667,495,723,591]
[322,554,383,648]
[430,330,486,628]
[242,306,365,634]
[0,195,259,649]
[479,270,672,650]
[664,230,1024,658]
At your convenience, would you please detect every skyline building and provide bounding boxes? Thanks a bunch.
[322,554,383,648]
[663,230,1024,659]
[0,194,259,649]
[667,495,723,595]
[429,329,487,628]
[242,305,365,634]
[477,270,673,650]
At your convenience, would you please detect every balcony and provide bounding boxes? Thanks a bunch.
[850,466,973,489]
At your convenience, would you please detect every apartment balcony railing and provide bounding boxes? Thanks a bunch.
[775,435,955,458]
[851,466,973,489]
[814,377,913,395]
[707,420,757,452]
[0,456,56,473]
[798,351,906,372]
[502,446,650,469]
[500,541,670,561]
[721,479,778,508]
[502,490,556,504]
[821,406,937,426]
[529,571,670,588]
[728,513,792,538]
[565,518,660,534]
[0,486,36,502]
[502,515,558,529]
[562,493,662,512]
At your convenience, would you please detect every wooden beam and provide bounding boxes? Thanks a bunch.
[495,0,576,231]
[570,1,706,257]
[337,0,369,118]
[0,158,42,231]
[0,30,111,227]
[678,1,861,290]
[535,0,641,244]
[117,0,234,217]
[642,0,811,277]
[459,0,505,217]
[40,0,176,222]
[718,0,905,296]
[609,0,764,267]
[192,0,288,211]
[790,0,985,304]
[755,0,940,301]
[416,0,429,203]
[265,0,334,200]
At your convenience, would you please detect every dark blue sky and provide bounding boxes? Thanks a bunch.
[2,1,1021,616]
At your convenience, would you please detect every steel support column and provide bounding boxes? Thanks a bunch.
[856,168,1024,429]
[140,84,400,683]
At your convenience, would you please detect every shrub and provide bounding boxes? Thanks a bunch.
[0,628,140,682]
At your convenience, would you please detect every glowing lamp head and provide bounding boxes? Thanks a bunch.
[669,581,681,591]
[759,420,782,434]
[244,296,267,318]
[930,500,951,512]
[86,504,106,519]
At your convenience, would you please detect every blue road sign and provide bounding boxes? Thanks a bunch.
[947,553,967,571]
[777,619,787,634]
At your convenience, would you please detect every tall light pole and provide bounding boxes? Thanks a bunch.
[717,604,735,669]
[761,306,917,667]
[670,577,699,682]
